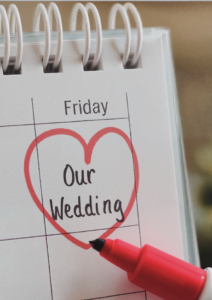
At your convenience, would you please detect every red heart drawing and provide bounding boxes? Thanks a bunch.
[24,127,139,250]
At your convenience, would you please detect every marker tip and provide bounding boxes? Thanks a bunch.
[89,239,105,252]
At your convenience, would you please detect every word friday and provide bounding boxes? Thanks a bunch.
[49,164,125,223]
[64,99,108,116]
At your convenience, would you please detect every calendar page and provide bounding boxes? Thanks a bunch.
[0,31,185,300]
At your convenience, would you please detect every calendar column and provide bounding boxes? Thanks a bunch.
[0,96,52,300]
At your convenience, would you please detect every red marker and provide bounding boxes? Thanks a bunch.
[89,239,212,300]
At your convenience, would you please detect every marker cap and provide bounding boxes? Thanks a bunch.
[128,244,207,300]
[100,240,207,300]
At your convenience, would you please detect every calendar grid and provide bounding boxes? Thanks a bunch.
[0,96,144,300]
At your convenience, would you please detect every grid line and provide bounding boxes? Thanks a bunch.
[31,98,54,300]
[0,224,139,243]
[126,93,142,247]
[126,93,145,299]
[0,117,128,129]
[84,290,145,300]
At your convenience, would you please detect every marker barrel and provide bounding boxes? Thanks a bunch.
[100,239,207,300]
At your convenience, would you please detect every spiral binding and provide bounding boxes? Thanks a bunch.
[0,2,143,74]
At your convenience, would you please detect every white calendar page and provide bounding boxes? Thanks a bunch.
[0,30,186,300]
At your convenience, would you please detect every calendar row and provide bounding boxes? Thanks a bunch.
[0,227,144,300]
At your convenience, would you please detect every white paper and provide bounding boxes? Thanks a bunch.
[0,31,185,300]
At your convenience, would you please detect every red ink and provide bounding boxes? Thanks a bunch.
[24,128,139,250]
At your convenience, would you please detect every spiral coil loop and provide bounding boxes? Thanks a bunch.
[0,5,10,72]
[8,4,23,71]
[0,4,23,72]
[70,3,91,68]
[109,3,143,67]
[124,3,143,67]
[70,3,102,70]
[32,2,63,71]
[108,4,131,67]
[84,3,102,70]
[47,2,63,70]
[32,3,51,70]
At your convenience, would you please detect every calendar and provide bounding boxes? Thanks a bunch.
[0,3,197,300]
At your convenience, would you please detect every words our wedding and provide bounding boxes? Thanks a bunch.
[49,164,125,223]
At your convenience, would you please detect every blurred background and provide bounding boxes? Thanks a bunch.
[2,1,212,268]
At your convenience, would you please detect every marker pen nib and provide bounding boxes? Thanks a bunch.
[89,239,105,252]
